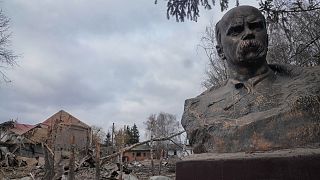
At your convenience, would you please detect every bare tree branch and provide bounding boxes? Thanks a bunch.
[100,130,185,165]
[0,9,17,83]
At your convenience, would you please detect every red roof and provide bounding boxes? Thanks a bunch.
[41,110,90,128]
[10,123,35,135]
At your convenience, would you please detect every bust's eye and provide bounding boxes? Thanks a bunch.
[227,25,243,36]
[249,21,264,31]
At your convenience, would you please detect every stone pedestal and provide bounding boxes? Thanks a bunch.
[176,148,320,180]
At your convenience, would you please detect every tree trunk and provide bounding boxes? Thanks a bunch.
[68,136,75,180]
[158,149,163,175]
[95,139,100,180]
[119,150,123,180]
[43,144,55,180]
[150,135,154,176]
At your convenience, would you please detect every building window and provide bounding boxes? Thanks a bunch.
[137,152,141,157]
[143,153,146,157]
[174,150,177,155]
[132,152,135,156]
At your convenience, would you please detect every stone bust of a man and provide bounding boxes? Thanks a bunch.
[181,5,320,153]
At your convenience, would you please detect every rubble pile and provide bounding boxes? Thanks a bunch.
[0,155,178,179]
[0,154,177,180]
[0,156,36,179]
[0,120,181,179]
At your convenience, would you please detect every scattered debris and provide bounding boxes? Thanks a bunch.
[149,176,172,180]
[1,119,186,179]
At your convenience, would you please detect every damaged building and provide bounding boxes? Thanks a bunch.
[41,110,92,160]
[0,110,92,162]
[123,144,151,162]
[0,121,39,160]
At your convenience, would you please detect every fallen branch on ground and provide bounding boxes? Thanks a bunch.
[100,130,185,165]
[42,143,54,156]
[29,173,35,180]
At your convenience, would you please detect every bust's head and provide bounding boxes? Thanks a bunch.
[215,6,268,70]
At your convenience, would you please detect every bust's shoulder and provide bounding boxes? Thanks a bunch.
[184,83,229,108]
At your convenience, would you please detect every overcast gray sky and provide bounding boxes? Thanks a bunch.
[0,0,258,138]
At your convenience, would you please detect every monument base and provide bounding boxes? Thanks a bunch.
[176,148,320,180]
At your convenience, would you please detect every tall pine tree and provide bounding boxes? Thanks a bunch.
[125,125,133,145]
[104,132,112,147]
[130,124,140,144]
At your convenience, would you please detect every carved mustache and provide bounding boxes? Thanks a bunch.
[238,40,263,55]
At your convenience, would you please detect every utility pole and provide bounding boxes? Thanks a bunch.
[95,139,100,180]
[119,125,125,180]
[111,123,114,152]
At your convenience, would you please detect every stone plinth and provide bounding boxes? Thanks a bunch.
[176,148,320,180]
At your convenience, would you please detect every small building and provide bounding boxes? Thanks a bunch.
[167,143,193,158]
[123,144,151,162]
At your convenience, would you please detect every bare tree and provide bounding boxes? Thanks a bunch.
[144,112,182,159]
[91,125,106,144]
[146,114,156,175]
[262,0,320,66]
[95,139,100,180]
[43,143,55,180]
[199,21,228,89]
[0,10,17,83]
[113,127,129,149]
[43,119,58,180]
[90,125,105,180]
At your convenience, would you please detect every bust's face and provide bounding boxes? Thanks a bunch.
[219,6,268,67]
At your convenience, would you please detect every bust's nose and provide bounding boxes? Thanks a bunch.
[242,27,255,40]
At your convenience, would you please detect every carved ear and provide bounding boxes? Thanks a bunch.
[216,45,226,60]
[266,34,269,51]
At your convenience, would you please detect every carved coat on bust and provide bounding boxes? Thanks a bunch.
[181,6,320,153]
